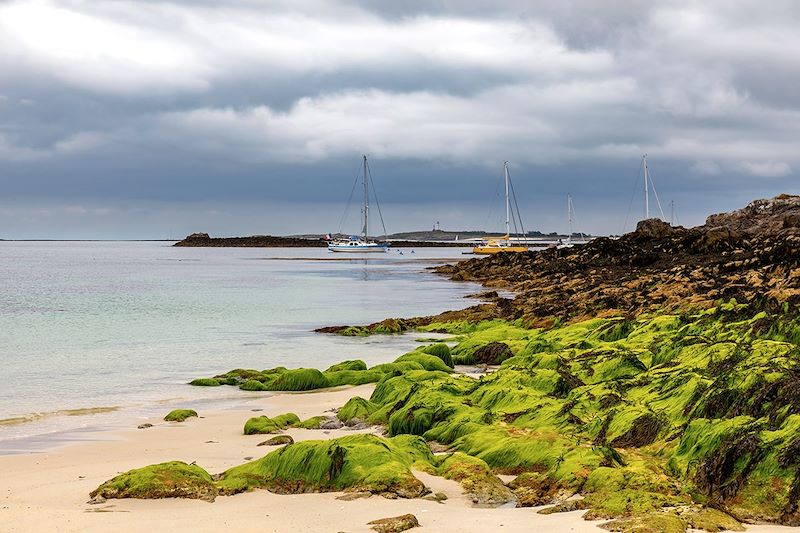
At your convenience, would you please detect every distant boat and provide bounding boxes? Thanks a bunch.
[557,194,580,249]
[473,161,529,255]
[328,155,390,253]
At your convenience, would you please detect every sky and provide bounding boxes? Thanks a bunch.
[1,0,798,239]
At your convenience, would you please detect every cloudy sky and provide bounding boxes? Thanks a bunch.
[1,0,798,238]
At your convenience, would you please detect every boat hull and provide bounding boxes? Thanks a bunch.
[328,243,390,252]
[472,245,529,255]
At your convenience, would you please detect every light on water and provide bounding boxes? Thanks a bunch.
[0,242,479,451]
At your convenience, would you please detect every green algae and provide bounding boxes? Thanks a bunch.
[177,307,800,525]
[421,343,454,368]
[243,413,300,435]
[436,452,515,505]
[91,461,217,502]
[338,397,377,424]
[297,415,328,429]
[163,409,198,422]
[326,359,368,372]
[188,378,221,386]
[271,368,330,391]
[216,434,432,497]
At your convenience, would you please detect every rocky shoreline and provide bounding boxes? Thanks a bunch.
[173,232,470,248]
[84,195,800,532]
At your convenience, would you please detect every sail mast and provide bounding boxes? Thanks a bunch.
[504,161,510,240]
[568,194,573,238]
[362,154,369,241]
[643,154,650,219]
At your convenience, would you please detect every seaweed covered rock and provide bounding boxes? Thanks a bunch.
[367,514,420,533]
[507,472,571,507]
[338,397,377,425]
[258,435,294,446]
[326,359,368,372]
[188,378,221,386]
[164,409,198,422]
[90,461,217,502]
[216,434,432,497]
[243,413,300,435]
[438,453,515,506]
[422,343,454,368]
[271,368,330,391]
[471,342,513,365]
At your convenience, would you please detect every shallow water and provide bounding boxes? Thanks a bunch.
[0,242,479,451]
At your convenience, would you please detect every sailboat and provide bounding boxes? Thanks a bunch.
[473,161,529,255]
[328,155,390,253]
[557,194,577,249]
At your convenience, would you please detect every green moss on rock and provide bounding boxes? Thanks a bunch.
[164,409,198,422]
[216,434,432,497]
[243,413,299,435]
[91,461,217,502]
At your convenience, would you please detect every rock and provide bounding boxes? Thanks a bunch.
[336,491,372,501]
[508,472,572,507]
[472,342,513,365]
[90,461,217,502]
[163,409,198,422]
[137,423,153,429]
[635,218,674,239]
[367,514,420,533]
[422,492,448,502]
[86,495,106,505]
[257,435,294,446]
[538,499,584,514]
[320,417,344,430]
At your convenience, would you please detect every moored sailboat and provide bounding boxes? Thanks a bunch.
[473,161,529,255]
[328,155,390,252]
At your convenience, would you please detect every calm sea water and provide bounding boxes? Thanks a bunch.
[0,242,478,452]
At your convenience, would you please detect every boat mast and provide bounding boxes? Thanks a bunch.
[567,194,573,239]
[362,155,369,241]
[643,154,650,219]
[504,161,510,240]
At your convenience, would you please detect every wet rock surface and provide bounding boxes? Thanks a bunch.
[367,514,420,533]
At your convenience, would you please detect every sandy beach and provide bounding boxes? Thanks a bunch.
[0,384,604,533]
[2,383,796,533]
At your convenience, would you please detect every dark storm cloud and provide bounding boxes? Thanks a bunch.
[0,0,798,238]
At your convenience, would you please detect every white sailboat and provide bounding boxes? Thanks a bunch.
[473,161,529,255]
[557,194,578,249]
[328,155,390,253]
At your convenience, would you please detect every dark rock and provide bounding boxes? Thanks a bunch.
[257,435,294,446]
[137,423,153,429]
[472,342,513,365]
[367,514,420,533]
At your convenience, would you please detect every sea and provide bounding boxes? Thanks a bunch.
[0,242,479,453]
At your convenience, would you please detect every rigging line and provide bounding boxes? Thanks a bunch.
[621,157,645,235]
[507,168,526,237]
[337,161,363,235]
[365,158,388,239]
[647,163,667,220]
[483,168,504,234]
[570,196,587,240]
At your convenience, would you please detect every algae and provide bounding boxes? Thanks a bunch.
[164,409,198,422]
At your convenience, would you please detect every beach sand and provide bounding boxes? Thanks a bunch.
[0,385,794,533]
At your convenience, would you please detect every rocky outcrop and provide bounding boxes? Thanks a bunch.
[435,195,800,325]
[173,232,468,248]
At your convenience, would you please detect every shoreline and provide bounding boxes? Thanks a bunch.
[0,384,607,533]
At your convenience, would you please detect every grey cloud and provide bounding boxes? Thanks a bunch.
[0,0,798,238]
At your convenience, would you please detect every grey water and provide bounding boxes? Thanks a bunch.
[0,242,479,452]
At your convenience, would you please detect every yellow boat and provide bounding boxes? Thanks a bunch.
[472,161,530,255]
[473,236,529,255]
